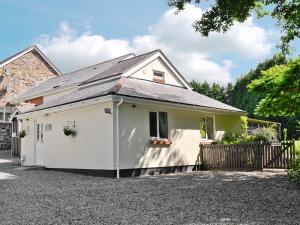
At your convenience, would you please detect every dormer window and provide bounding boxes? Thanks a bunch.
[153,70,165,83]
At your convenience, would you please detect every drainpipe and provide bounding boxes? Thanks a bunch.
[116,97,123,179]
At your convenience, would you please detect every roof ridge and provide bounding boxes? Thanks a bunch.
[61,53,134,76]
[118,49,160,63]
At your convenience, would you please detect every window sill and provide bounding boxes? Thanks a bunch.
[199,139,216,145]
[149,139,172,145]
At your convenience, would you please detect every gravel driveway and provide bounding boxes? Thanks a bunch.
[0,151,299,225]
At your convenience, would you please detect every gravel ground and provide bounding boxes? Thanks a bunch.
[0,151,299,225]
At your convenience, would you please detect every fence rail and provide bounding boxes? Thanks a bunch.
[200,140,295,170]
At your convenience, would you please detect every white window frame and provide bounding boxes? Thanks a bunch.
[149,111,168,139]
[200,116,215,140]
[153,70,165,80]
[0,107,13,122]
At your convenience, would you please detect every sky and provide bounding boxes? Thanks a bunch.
[0,0,299,84]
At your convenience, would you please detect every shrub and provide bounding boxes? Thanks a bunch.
[219,127,277,144]
[251,127,277,143]
[287,154,300,187]
[219,132,251,144]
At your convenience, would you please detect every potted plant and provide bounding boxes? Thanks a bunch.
[63,126,76,137]
[19,130,27,138]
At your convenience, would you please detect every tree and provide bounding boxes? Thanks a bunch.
[248,57,300,117]
[168,0,300,53]
[224,83,233,105]
[190,80,228,103]
[231,54,286,117]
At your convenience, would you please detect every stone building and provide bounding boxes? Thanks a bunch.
[0,45,60,150]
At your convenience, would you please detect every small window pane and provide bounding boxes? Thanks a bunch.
[159,112,168,138]
[5,113,11,121]
[0,112,3,121]
[149,112,157,137]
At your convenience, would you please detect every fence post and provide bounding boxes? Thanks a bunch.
[255,143,263,170]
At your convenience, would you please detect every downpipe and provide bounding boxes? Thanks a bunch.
[116,97,123,179]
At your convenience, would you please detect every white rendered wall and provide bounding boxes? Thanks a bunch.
[20,118,35,166]
[129,57,184,87]
[118,103,242,169]
[21,102,114,169]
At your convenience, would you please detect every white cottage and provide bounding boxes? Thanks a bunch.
[12,50,245,177]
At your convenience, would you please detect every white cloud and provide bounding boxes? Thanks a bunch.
[35,5,273,84]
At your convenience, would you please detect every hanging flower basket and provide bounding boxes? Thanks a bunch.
[19,130,27,138]
[63,127,76,137]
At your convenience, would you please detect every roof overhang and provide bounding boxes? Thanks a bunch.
[17,95,113,119]
[18,91,245,119]
[112,95,247,116]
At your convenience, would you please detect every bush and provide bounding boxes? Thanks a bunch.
[287,142,300,187]
[219,127,277,144]
[219,132,249,144]
[251,127,277,143]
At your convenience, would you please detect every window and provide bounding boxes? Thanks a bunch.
[0,107,12,122]
[200,116,214,140]
[153,70,165,83]
[149,111,168,138]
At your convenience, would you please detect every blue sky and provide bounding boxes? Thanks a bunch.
[0,0,299,84]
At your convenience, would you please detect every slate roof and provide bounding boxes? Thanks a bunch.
[81,49,159,84]
[23,77,244,114]
[13,53,134,101]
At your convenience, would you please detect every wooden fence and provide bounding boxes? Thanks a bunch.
[200,140,296,170]
[262,141,296,169]
[11,137,21,157]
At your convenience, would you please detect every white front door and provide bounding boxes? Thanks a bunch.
[36,122,44,165]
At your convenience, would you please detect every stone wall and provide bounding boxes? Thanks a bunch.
[0,49,58,102]
[0,123,12,150]
[0,48,59,150]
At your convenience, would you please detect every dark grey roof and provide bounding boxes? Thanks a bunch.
[81,49,159,85]
[24,77,244,114]
[14,53,133,101]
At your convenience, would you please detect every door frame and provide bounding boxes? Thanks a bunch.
[35,119,45,166]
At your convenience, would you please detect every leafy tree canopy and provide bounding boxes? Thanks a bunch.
[168,0,300,53]
[231,54,286,116]
[248,57,300,117]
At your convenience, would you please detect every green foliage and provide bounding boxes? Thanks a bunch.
[231,54,286,117]
[296,121,300,139]
[283,128,288,141]
[219,127,276,144]
[240,116,248,134]
[248,57,300,117]
[168,0,300,53]
[190,80,232,104]
[19,130,27,139]
[220,132,250,144]
[251,127,277,143]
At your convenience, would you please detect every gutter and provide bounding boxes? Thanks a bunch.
[116,97,123,179]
